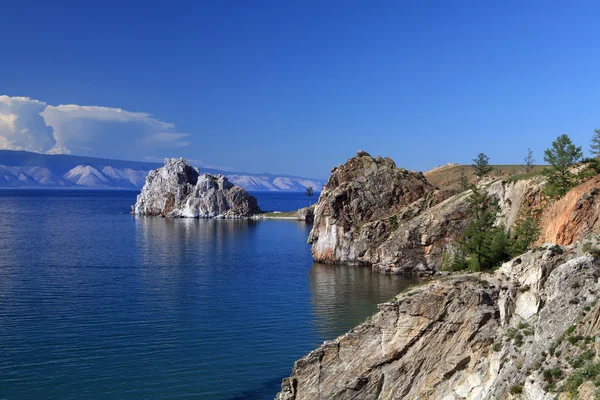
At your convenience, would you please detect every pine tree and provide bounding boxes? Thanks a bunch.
[523,148,535,172]
[459,169,469,191]
[460,185,509,271]
[591,129,600,158]
[305,186,314,206]
[542,134,583,198]
[472,153,492,179]
[509,209,540,257]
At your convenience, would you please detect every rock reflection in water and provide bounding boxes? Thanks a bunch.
[135,216,258,267]
[309,263,420,339]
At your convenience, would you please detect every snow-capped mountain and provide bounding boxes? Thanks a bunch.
[0,150,325,192]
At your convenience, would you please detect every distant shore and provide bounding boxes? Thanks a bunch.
[254,206,314,221]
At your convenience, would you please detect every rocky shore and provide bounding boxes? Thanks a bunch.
[276,241,600,399]
[277,150,600,399]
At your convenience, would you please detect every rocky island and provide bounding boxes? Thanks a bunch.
[133,158,260,218]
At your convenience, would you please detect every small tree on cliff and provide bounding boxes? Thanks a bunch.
[523,148,535,173]
[460,185,510,271]
[543,134,583,199]
[306,186,314,205]
[509,208,540,257]
[472,153,492,179]
[591,129,600,158]
[459,169,469,191]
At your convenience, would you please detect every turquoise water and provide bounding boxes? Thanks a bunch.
[0,190,418,399]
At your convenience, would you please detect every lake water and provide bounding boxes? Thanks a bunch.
[0,190,419,399]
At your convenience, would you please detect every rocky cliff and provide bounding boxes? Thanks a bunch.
[277,242,600,399]
[308,152,544,274]
[133,158,259,218]
[538,175,600,246]
[308,151,440,269]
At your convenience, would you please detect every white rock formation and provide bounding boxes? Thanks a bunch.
[133,158,259,218]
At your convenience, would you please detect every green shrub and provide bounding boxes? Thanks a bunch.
[551,368,562,378]
[388,215,399,232]
[567,325,577,335]
[572,358,584,369]
[586,336,594,345]
[550,342,558,356]
[510,384,523,394]
[568,335,584,345]
[492,343,502,352]
[514,333,524,347]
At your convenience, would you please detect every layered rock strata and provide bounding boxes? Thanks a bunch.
[277,243,600,399]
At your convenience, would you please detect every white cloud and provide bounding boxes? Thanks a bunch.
[145,132,191,147]
[0,96,56,152]
[0,95,192,159]
[41,103,190,159]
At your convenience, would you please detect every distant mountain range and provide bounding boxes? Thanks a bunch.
[0,151,325,192]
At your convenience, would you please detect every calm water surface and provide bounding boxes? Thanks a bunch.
[0,190,418,399]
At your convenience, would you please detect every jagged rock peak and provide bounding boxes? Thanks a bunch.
[133,158,259,218]
[308,152,438,264]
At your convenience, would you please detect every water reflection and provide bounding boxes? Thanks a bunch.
[309,263,420,339]
[135,216,258,267]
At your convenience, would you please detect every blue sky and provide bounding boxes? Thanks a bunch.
[0,1,599,178]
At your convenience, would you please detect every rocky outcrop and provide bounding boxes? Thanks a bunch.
[538,175,600,246]
[277,243,600,399]
[308,151,439,266]
[308,152,545,274]
[133,158,259,218]
[487,177,545,229]
[297,206,314,222]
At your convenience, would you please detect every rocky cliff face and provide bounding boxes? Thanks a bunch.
[308,151,439,268]
[308,152,544,274]
[538,175,600,246]
[133,158,259,218]
[277,243,600,399]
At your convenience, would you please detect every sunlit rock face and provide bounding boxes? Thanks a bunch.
[133,158,259,218]
[277,244,600,400]
[308,151,438,266]
[308,150,552,274]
